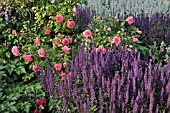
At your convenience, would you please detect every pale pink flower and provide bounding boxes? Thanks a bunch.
[73,6,78,14]
[63,63,67,67]
[126,16,134,24]
[11,46,20,56]
[108,37,111,41]
[57,33,62,36]
[62,38,69,45]
[95,29,99,32]
[112,36,121,46]
[34,37,41,45]
[107,27,111,32]
[32,64,41,72]
[83,30,92,37]
[54,63,62,70]
[55,14,64,23]
[137,30,142,34]
[23,54,33,62]
[74,39,77,43]
[38,48,45,57]
[67,20,75,28]
[63,46,70,53]
[44,29,51,34]
[133,38,138,43]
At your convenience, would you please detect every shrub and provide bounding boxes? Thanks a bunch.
[37,45,170,112]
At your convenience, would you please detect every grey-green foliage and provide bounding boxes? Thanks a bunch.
[86,0,170,17]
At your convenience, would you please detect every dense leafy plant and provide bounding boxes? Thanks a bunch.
[37,45,170,112]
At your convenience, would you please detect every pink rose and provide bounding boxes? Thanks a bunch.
[63,46,70,53]
[54,63,62,70]
[34,37,41,45]
[112,36,121,46]
[73,6,78,14]
[23,54,33,62]
[133,38,138,43]
[108,37,111,41]
[12,30,17,36]
[74,39,77,43]
[11,46,20,56]
[38,48,45,57]
[62,38,69,45]
[126,16,134,24]
[32,64,41,72]
[67,20,75,28]
[83,30,92,38]
[57,33,62,36]
[44,29,51,34]
[55,14,64,23]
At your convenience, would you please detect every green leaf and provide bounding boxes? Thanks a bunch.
[10,106,18,112]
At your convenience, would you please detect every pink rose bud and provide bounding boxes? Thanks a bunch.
[97,16,100,20]
[32,64,41,72]
[63,46,70,53]
[126,16,134,24]
[44,29,51,34]
[11,46,20,56]
[108,37,111,41]
[98,46,106,54]
[73,6,78,14]
[34,37,41,45]
[12,30,17,36]
[57,33,62,36]
[137,30,142,34]
[63,62,67,67]
[74,39,77,43]
[23,54,33,62]
[112,36,121,46]
[107,27,111,32]
[54,63,62,70]
[21,32,25,37]
[67,20,75,28]
[55,14,64,23]
[38,48,45,57]
[133,38,138,43]
[62,38,69,45]
[83,30,92,37]
[95,29,99,32]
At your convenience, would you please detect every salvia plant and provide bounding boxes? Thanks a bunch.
[37,45,170,113]
[134,13,170,46]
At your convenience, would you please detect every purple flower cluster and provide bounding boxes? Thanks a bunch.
[38,45,170,112]
[134,13,170,45]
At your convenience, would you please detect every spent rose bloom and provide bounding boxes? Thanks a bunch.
[34,108,41,113]
[44,29,51,34]
[126,16,134,24]
[23,54,33,62]
[55,14,64,23]
[54,63,62,70]
[32,64,41,72]
[11,46,20,56]
[38,48,45,57]
[73,6,78,14]
[36,98,47,107]
[24,78,27,82]
[83,30,92,38]
[133,38,138,43]
[112,36,121,46]
[34,37,41,45]
[12,30,17,36]
[62,38,69,45]
[63,46,70,53]
[67,20,75,28]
